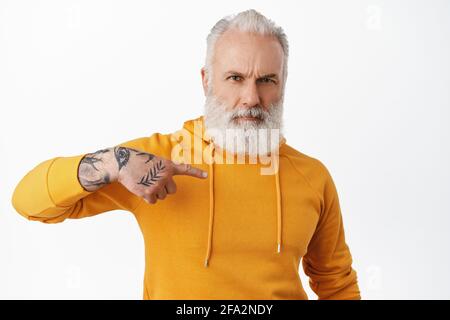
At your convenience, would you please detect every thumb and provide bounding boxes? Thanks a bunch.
[173,163,208,179]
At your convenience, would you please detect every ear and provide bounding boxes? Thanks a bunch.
[201,67,209,96]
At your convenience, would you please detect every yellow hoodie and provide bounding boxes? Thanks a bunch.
[11,116,361,300]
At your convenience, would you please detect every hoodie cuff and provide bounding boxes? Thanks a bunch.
[47,154,93,207]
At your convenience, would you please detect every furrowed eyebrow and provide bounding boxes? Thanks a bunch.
[224,71,245,77]
[224,71,279,79]
[259,73,278,80]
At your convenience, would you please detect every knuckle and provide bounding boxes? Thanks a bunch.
[157,190,165,196]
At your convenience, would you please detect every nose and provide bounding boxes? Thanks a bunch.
[241,82,261,109]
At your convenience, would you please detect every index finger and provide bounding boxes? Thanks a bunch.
[173,163,208,179]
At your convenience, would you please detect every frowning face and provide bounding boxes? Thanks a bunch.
[201,29,286,156]
[201,29,285,128]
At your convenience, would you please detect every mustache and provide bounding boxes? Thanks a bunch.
[230,106,267,121]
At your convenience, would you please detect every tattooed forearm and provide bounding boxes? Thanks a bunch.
[79,173,111,188]
[81,156,102,171]
[138,160,165,187]
[78,148,114,192]
[78,146,158,191]
[114,147,130,170]
[80,149,109,171]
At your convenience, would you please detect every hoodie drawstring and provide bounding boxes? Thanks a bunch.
[203,142,282,268]
[204,142,215,267]
[275,156,282,254]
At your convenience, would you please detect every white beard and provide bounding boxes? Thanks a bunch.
[203,93,284,158]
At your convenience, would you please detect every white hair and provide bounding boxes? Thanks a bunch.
[204,9,289,94]
[203,93,284,158]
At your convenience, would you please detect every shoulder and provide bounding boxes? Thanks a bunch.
[281,144,336,200]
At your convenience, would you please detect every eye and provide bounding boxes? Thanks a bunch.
[258,77,275,84]
[227,75,243,82]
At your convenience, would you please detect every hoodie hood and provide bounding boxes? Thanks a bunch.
[182,116,286,267]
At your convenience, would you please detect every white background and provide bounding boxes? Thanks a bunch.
[1,0,449,299]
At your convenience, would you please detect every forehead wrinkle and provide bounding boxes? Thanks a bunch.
[214,31,283,78]
[224,69,279,80]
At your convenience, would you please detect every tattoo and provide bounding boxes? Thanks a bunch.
[78,146,154,192]
[94,149,110,154]
[79,149,110,171]
[114,147,130,170]
[136,152,155,163]
[78,148,112,191]
[137,160,165,187]
[80,156,102,171]
[79,172,111,187]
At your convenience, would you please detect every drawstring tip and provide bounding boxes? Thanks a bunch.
[277,243,281,253]
[204,259,209,267]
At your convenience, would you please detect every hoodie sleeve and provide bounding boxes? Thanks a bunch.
[301,166,361,300]
[11,137,150,224]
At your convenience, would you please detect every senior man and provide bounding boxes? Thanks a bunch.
[12,9,361,300]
